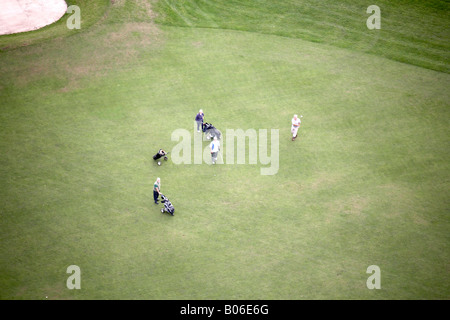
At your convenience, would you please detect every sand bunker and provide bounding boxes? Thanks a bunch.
[0,0,68,35]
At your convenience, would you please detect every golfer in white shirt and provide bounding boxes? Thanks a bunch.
[291,114,302,141]
[210,136,220,164]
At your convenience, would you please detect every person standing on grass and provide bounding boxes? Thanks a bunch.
[210,136,220,164]
[153,177,161,204]
[291,114,301,141]
[195,109,204,133]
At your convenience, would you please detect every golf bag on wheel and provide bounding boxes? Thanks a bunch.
[160,194,175,216]
[153,149,169,162]
[202,122,221,140]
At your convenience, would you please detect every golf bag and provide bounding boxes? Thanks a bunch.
[160,194,175,216]
[153,149,168,161]
[202,122,221,140]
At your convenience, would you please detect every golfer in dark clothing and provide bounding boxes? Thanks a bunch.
[153,177,161,204]
[195,109,204,132]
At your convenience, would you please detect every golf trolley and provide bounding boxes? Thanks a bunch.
[202,122,221,140]
[153,149,169,166]
[160,194,174,216]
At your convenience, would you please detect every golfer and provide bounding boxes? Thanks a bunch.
[153,177,161,204]
[210,136,220,164]
[195,109,205,132]
[291,114,301,141]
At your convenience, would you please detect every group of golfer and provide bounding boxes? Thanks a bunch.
[196,109,301,164]
[153,109,212,205]
[153,109,301,204]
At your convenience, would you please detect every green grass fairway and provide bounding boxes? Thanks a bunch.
[0,1,449,300]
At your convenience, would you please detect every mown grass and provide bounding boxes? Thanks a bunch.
[153,0,450,73]
[0,0,449,299]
